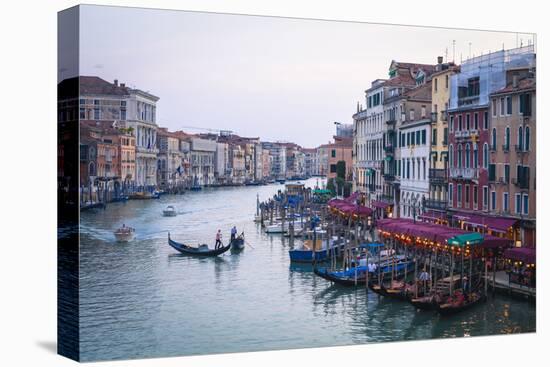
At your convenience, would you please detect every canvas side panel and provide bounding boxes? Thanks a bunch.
[57,5,80,362]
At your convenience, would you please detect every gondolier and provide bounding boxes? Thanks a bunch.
[215,229,223,249]
[230,226,237,242]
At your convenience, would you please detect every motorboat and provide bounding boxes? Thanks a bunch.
[114,225,135,242]
[162,205,177,217]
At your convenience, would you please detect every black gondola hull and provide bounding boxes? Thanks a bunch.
[167,234,231,257]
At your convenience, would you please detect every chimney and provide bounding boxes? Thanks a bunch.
[512,74,518,88]
[437,56,443,64]
[120,83,126,88]
[114,79,118,86]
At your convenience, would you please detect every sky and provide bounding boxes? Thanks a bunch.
[63,5,534,148]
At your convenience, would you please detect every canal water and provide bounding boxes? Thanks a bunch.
[79,178,535,362]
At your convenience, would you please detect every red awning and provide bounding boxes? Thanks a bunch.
[453,212,517,233]
[503,247,536,263]
[371,200,390,209]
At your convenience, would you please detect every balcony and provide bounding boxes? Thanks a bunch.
[431,112,438,123]
[454,130,479,140]
[429,168,448,183]
[383,173,395,181]
[441,110,448,122]
[449,167,479,180]
[423,198,447,210]
[502,144,510,152]
[384,145,394,154]
[380,194,394,203]
[386,117,396,125]
[458,95,480,107]
[514,144,525,153]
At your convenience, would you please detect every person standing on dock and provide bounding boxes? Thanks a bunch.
[230,226,237,242]
[215,229,223,249]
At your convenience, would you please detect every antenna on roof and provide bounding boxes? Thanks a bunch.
[469,42,472,59]
[445,47,449,63]
[452,40,456,63]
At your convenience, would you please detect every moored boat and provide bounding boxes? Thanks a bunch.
[436,290,486,315]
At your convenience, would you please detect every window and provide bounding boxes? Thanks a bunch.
[330,164,337,173]
[458,115,463,131]
[484,111,489,130]
[465,185,470,208]
[515,194,522,214]
[466,114,470,130]
[121,109,126,120]
[491,128,497,150]
[491,191,496,211]
[407,160,410,179]
[457,184,462,207]
[445,75,449,89]
[500,97,505,116]
[525,127,530,151]
[504,127,510,150]
[518,127,523,151]
[443,127,448,145]
[418,130,423,145]
[409,109,415,121]
[449,183,453,205]
[488,164,496,181]
[407,132,411,146]
[432,128,437,146]
[457,144,462,168]
[331,149,336,158]
[465,144,471,168]
[522,194,529,215]
[519,93,532,116]
[503,192,509,212]
[94,108,100,120]
[506,96,512,115]
[467,77,480,96]
[449,144,454,168]
[473,185,478,209]
[450,116,454,132]
[434,78,438,92]
[473,143,478,168]
[492,99,497,117]
[94,99,100,105]
[79,108,85,119]
[421,106,426,118]
[121,101,126,107]
[504,164,510,183]
[483,186,488,209]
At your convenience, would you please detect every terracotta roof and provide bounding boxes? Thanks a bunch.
[392,61,437,76]
[79,76,130,96]
[492,78,535,95]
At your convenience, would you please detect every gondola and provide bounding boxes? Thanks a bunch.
[436,291,486,316]
[313,267,369,286]
[409,295,438,311]
[380,281,411,301]
[167,233,231,257]
[230,236,245,251]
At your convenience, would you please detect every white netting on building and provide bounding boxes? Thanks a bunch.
[449,45,535,110]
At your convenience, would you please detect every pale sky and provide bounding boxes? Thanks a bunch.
[66,5,534,147]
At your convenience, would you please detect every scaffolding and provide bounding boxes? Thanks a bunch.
[449,45,535,110]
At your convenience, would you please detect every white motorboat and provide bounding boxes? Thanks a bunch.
[162,205,177,217]
[114,225,135,242]
[265,221,304,234]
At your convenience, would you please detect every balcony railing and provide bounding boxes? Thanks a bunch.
[431,112,438,123]
[386,117,396,125]
[514,144,525,153]
[458,95,480,107]
[384,145,394,153]
[454,130,479,140]
[502,144,510,152]
[380,194,394,203]
[423,198,447,210]
[441,110,448,122]
[449,167,479,180]
[383,173,395,181]
[429,168,447,182]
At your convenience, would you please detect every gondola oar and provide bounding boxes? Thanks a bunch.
[244,240,255,249]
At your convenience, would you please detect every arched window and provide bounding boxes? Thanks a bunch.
[457,144,463,168]
[465,144,471,168]
[483,143,489,169]
[518,126,524,150]
[473,143,478,168]
[505,127,510,150]
[491,128,497,150]
[449,144,454,168]
[525,126,530,151]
